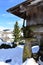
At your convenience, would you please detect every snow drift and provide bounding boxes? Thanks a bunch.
[22,58,38,65]
[0,62,10,65]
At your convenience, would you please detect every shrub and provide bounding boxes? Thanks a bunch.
[12,42,17,48]
[19,42,25,45]
[0,44,11,49]
[0,42,17,49]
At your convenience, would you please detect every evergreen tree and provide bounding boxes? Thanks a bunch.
[13,21,20,42]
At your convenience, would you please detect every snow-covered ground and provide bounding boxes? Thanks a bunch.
[0,62,10,65]
[0,45,43,65]
[0,45,24,65]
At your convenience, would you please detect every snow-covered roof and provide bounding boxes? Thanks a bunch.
[7,0,43,19]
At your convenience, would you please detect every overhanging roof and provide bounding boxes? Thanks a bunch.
[7,0,43,19]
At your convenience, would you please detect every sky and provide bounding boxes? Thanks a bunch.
[0,0,25,30]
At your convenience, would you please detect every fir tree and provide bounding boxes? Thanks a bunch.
[13,21,20,42]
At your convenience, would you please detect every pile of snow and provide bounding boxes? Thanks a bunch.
[22,58,38,65]
[32,45,39,53]
[0,62,10,65]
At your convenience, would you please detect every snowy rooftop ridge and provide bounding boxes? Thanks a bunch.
[31,0,42,4]
[28,0,42,6]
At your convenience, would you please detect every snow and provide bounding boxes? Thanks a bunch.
[32,45,39,53]
[0,45,42,65]
[22,58,38,65]
[0,62,10,65]
[0,55,39,65]
[31,0,42,5]
[0,38,12,46]
[38,57,43,65]
[28,0,42,6]
[0,45,24,65]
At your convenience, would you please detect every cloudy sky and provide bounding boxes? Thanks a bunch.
[0,0,25,30]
